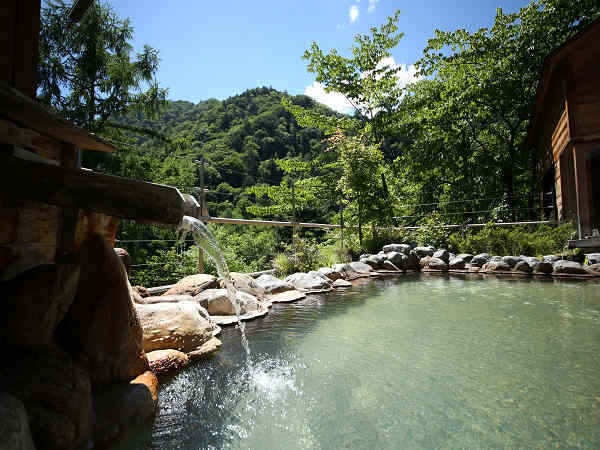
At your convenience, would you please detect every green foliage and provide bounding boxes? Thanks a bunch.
[272,237,330,276]
[447,223,576,256]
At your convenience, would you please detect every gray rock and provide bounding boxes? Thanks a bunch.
[135,301,216,352]
[470,253,490,267]
[419,256,432,270]
[0,393,36,450]
[406,251,420,269]
[586,253,600,265]
[428,257,448,270]
[432,249,450,263]
[385,251,404,268]
[543,255,561,263]
[481,261,511,271]
[585,263,600,274]
[553,260,587,275]
[254,274,295,294]
[514,260,532,273]
[413,246,435,258]
[456,253,473,262]
[332,263,354,277]
[285,271,332,290]
[317,267,343,281]
[449,253,456,260]
[533,261,553,274]
[348,261,372,274]
[501,256,521,268]
[448,257,466,270]
[163,274,218,296]
[382,243,413,254]
[195,289,261,315]
[219,272,266,298]
[364,256,380,269]
[359,254,371,260]
[490,255,503,262]
[382,260,401,271]
[332,279,352,288]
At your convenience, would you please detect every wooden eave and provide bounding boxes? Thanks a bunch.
[0,81,117,153]
[526,17,600,149]
[69,0,94,22]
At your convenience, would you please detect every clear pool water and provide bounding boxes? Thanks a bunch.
[117,275,600,449]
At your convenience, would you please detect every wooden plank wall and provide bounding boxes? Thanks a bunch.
[0,0,41,98]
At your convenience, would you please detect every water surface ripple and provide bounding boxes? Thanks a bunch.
[116,276,600,449]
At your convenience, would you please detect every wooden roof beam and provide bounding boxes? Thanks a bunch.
[69,0,94,22]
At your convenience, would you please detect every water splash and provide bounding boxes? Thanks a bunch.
[179,215,251,359]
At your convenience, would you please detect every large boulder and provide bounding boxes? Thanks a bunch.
[543,255,561,264]
[332,278,353,288]
[514,260,532,273]
[481,261,511,272]
[432,249,450,264]
[428,257,448,271]
[285,271,332,291]
[470,253,490,267]
[317,267,343,281]
[382,243,413,254]
[0,393,36,450]
[254,274,295,294]
[195,289,261,315]
[533,261,554,274]
[163,274,217,296]
[382,260,401,271]
[553,260,588,275]
[365,254,385,269]
[92,371,158,447]
[135,301,216,353]
[1,263,80,349]
[57,234,148,385]
[220,272,266,298]
[348,261,372,274]
[585,263,600,274]
[413,246,435,258]
[0,347,93,450]
[419,256,432,270]
[501,256,520,268]
[456,254,473,263]
[385,251,404,268]
[448,257,466,270]
[146,349,189,375]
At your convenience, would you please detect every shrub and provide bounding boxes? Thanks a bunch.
[447,223,576,256]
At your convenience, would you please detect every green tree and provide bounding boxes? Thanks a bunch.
[38,0,167,132]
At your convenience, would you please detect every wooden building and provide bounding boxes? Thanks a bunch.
[528,18,600,239]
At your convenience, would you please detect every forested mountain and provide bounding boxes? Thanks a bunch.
[105,87,343,220]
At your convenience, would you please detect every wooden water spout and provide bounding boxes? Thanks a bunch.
[1,154,201,227]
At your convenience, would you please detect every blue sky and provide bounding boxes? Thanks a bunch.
[110,0,530,111]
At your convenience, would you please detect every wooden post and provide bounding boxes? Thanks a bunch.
[573,145,593,238]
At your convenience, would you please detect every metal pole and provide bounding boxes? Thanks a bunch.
[291,178,297,258]
[198,158,205,273]
[340,204,345,261]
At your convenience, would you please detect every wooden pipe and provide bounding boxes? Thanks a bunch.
[0,154,199,227]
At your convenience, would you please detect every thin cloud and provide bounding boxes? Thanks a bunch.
[349,5,359,23]
[368,0,379,13]
[304,57,422,115]
[304,82,355,114]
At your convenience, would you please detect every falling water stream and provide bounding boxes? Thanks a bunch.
[179,216,251,359]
